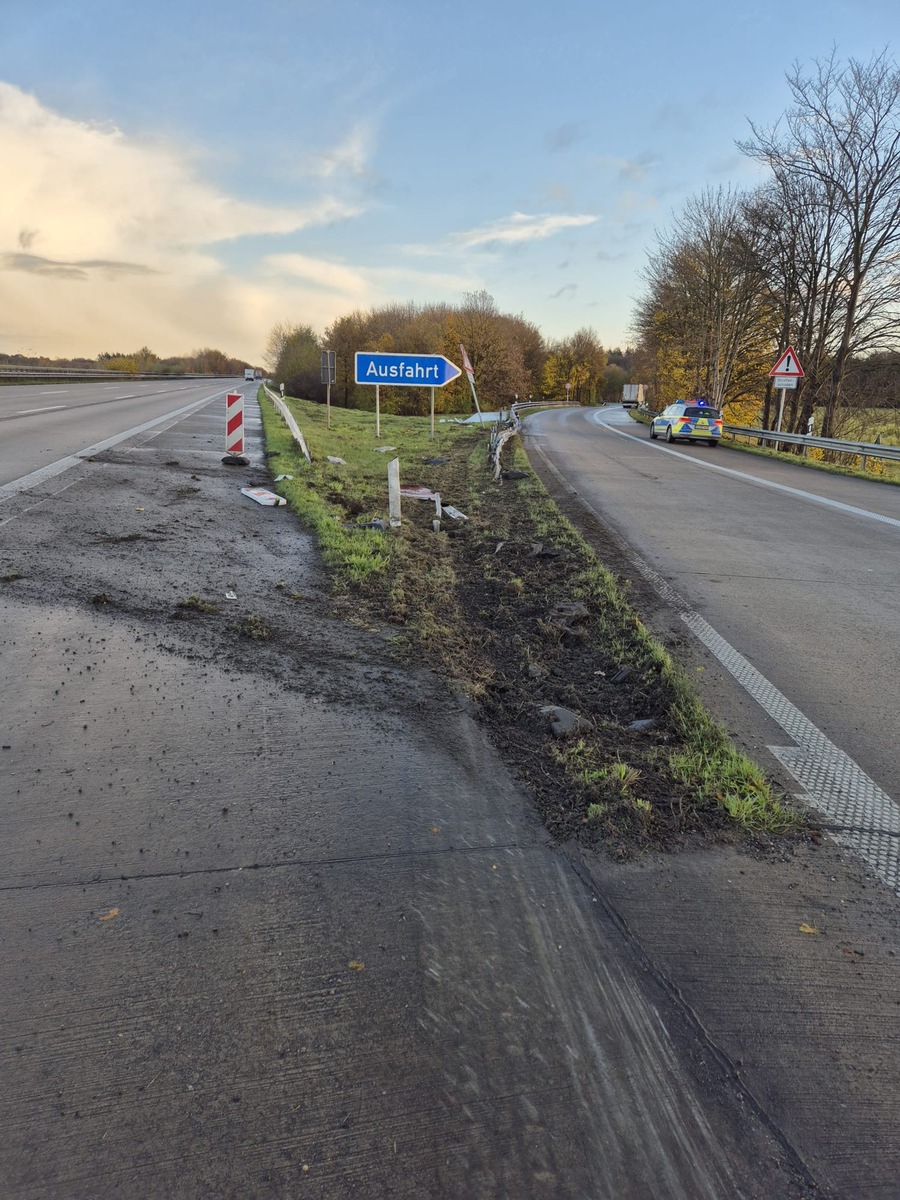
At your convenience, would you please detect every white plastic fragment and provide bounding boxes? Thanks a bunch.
[443,505,468,521]
[373,446,397,453]
[240,487,287,506]
[274,474,294,482]
[326,456,347,465]
[225,591,237,600]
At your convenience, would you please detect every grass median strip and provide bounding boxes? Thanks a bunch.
[260,391,799,852]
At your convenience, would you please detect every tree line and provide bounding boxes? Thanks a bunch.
[0,347,252,376]
[266,291,628,416]
[632,49,900,436]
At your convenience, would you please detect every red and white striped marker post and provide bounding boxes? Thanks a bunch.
[225,391,244,457]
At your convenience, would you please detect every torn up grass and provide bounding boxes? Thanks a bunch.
[260,391,799,853]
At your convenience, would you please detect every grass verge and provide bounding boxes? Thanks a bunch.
[259,390,798,851]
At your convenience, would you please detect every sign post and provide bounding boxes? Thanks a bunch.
[459,344,483,424]
[769,346,804,450]
[354,352,463,440]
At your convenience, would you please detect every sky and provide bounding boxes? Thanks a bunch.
[1,0,899,364]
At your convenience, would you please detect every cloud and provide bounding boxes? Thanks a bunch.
[263,252,475,311]
[545,123,584,153]
[0,83,360,263]
[452,211,598,250]
[309,123,374,179]
[0,81,372,357]
[550,283,578,300]
[1,251,159,280]
[597,152,662,184]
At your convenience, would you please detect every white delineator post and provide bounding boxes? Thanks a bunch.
[225,391,244,456]
[388,458,401,527]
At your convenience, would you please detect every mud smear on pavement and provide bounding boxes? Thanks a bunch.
[0,402,821,1199]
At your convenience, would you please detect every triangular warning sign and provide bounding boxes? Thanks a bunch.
[769,346,804,377]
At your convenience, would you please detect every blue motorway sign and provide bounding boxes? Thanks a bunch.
[355,351,462,388]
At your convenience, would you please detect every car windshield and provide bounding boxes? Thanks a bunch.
[683,406,721,419]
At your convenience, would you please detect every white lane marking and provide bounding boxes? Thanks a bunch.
[0,389,225,505]
[591,411,900,532]
[39,389,69,395]
[530,436,900,897]
[115,393,138,399]
[15,405,67,415]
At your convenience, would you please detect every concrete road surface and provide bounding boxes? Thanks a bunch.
[0,389,814,1198]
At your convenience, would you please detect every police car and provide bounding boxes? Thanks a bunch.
[649,399,723,445]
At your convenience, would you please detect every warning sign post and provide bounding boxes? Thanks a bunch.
[769,347,805,439]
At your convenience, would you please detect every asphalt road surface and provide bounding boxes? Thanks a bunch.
[525,405,900,898]
[0,378,240,490]
[0,388,816,1198]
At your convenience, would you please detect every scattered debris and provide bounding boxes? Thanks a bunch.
[799,923,820,935]
[501,469,528,480]
[165,460,180,466]
[628,719,656,731]
[326,456,347,465]
[442,505,468,521]
[99,908,120,922]
[373,446,397,453]
[610,667,633,685]
[225,591,238,600]
[345,518,389,531]
[221,454,249,466]
[546,601,590,638]
[400,486,439,501]
[274,474,294,482]
[1,572,24,583]
[90,593,113,606]
[240,487,287,506]
[540,705,594,739]
[348,960,366,971]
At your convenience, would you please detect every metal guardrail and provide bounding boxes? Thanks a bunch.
[722,424,900,468]
[634,407,899,470]
[0,367,233,381]
[511,400,579,417]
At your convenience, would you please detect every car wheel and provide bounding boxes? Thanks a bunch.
[649,425,658,439]
[709,439,719,448]
[665,425,675,443]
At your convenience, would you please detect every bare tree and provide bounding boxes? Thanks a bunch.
[634,188,771,410]
[740,49,900,434]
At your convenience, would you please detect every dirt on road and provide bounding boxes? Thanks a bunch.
[0,393,898,1198]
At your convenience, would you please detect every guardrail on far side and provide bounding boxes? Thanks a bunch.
[722,424,900,470]
[634,406,899,471]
